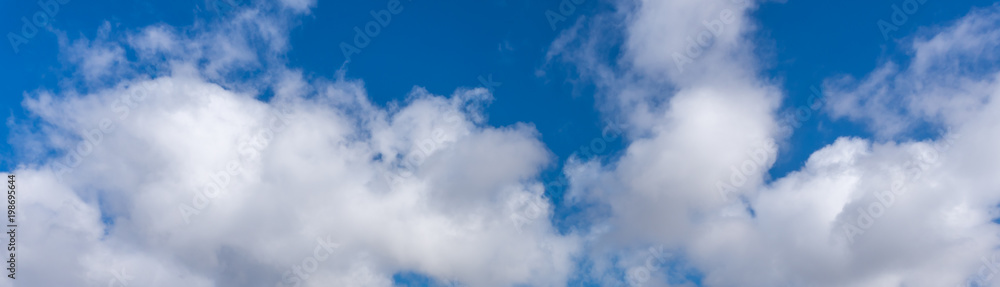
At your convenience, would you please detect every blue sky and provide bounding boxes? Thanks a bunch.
[3,0,996,174]
[4,0,1000,286]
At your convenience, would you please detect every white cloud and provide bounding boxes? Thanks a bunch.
[825,7,1000,139]
[60,22,128,84]
[550,1,1000,286]
[5,3,580,287]
[276,0,315,14]
[9,0,1000,286]
[11,66,581,287]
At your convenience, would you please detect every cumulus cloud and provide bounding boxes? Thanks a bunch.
[8,0,1000,286]
[548,1,1000,286]
[5,2,579,287]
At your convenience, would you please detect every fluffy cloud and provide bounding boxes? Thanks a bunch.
[550,1,1000,287]
[8,0,1000,286]
[825,7,1000,139]
[5,3,579,287]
